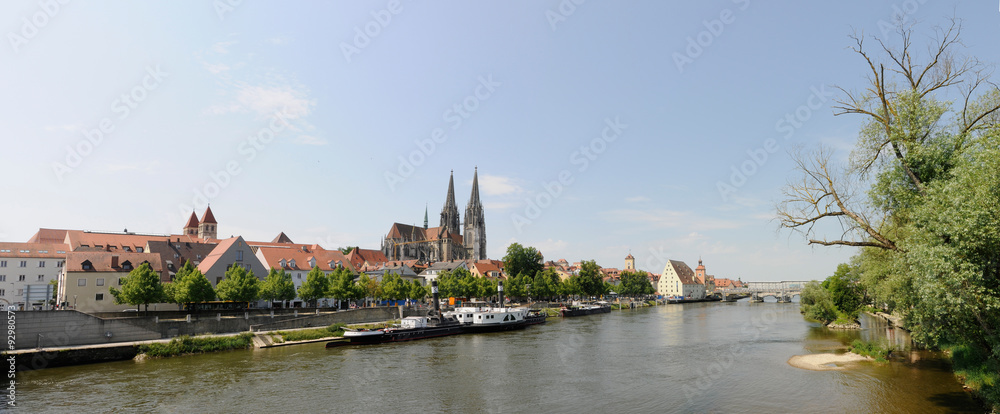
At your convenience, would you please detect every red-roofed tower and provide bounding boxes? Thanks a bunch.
[198,206,218,239]
[183,212,200,236]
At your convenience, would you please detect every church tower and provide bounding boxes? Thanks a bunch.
[464,167,487,261]
[625,253,635,271]
[440,171,461,235]
[183,212,200,237]
[198,206,218,239]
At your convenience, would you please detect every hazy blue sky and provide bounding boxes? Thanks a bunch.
[2,1,997,281]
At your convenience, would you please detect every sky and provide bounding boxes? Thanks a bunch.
[1,1,998,282]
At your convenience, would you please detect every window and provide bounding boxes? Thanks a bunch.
[95,293,104,301]
[0,290,4,296]
[37,275,44,281]
[0,250,8,253]
[236,250,243,261]
[0,261,5,267]
[38,250,48,254]
[57,261,64,268]
[18,275,25,282]
[136,247,143,253]
[123,246,131,252]
[0,276,4,282]
[78,278,86,286]
[96,278,105,286]
[19,261,26,268]
[56,251,65,254]
[19,250,29,254]
[121,261,133,270]
[82,260,93,270]
[38,261,45,268]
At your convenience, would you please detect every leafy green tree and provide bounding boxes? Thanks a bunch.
[618,270,654,298]
[165,261,216,308]
[109,262,165,314]
[800,281,837,324]
[823,263,862,318]
[437,268,476,298]
[328,267,359,306]
[574,260,604,297]
[407,280,427,301]
[502,243,543,282]
[380,272,406,301]
[216,265,261,303]
[531,269,557,300]
[356,274,381,306]
[297,266,330,307]
[260,268,296,308]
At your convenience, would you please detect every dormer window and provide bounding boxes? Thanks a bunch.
[136,247,143,253]
[308,258,316,268]
[289,259,296,268]
[121,261,133,270]
[123,246,132,252]
[81,260,93,270]
[279,259,286,268]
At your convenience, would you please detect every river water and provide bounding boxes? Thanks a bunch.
[16,301,981,413]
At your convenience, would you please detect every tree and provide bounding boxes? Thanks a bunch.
[437,268,475,298]
[356,274,381,306]
[216,265,261,303]
[574,260,604,297]
[823,263,862,318]
[165,261,216,308]
[329,267,359,306]
[407,280,427,302]
[502,243,543,282]
[800,281,838,324]
[775,19,1000,380]
[380,272,406,301]
[532,269,558,300]
[297,266,330,307]
[109,262,165,314]
[260,268,296,308]
[618,270,655,298]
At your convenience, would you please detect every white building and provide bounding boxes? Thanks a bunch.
[0,242,68,310]
[657,260,704,300]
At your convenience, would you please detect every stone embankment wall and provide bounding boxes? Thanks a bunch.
[12,307,425,350]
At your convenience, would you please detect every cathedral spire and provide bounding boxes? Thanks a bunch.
[464,167,487,260]
[440,170,461,234]
[424,204,429,229]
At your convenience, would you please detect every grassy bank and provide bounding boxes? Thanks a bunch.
[946,344,1000,411]
[273,324,346,343]
[849,340,893,362]
[137,333,254,358]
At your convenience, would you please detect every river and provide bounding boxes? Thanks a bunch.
[15,301,981,413]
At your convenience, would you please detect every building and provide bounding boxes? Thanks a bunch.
[382,170,487,262]
[255,244,354,307]
[693,258,716,296]
[0,242,68,310]
[625,253,635,271]
[146,239,218,280]
[470,260,503,279]
[419,260,468,284]
[197,236,268,286]
[657,260,704,299]
[60,251,166,313]
[346,248,389,272]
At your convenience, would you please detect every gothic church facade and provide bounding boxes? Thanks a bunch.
[382,169,487,262]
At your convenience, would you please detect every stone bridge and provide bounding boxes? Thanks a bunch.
[719,281,809,303]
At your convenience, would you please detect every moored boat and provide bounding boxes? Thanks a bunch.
[327,280,462,348]
[559,301,611,317]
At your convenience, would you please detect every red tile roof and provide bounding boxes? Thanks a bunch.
[65,251,166,281]
[668,260,698,285]
[184,212,200,229]
[257,245,355,273]
[270,232,294,244]
[200,206,217,224]
[0,242,70,258]
[27,228,69,244]
[196,236,239,275]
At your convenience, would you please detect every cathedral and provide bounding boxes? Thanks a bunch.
[382,169,487,262]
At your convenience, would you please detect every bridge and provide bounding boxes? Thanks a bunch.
[718,281,809,303]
